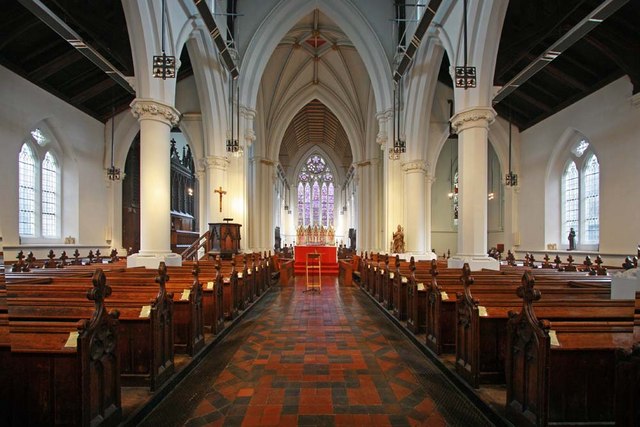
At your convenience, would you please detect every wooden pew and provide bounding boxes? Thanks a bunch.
[7,263,176,391]
[505,272,636,426]
[424,264,612,356]
[8,269,122,426]
[455,265,633,388]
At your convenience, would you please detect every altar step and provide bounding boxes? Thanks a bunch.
[293,262,339,276]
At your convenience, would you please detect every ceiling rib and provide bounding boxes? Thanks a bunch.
[493,0,629,105]
[17,0,134,94]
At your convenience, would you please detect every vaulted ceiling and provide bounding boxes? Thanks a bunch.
[280,100,352,172]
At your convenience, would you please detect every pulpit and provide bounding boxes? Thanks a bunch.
[208,222,241,260]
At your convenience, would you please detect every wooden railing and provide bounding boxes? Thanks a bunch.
[181,230,211,260]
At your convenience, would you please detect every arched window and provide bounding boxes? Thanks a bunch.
[18,128,62,239]
[297,154,335,227]
[583,154,599,243]
[561,139,599,247]
[41,152,58,237]
[19,144,36,236]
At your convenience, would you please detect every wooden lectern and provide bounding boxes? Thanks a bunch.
[208,222,241,260]
[305,252,322,293]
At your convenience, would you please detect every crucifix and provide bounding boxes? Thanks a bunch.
[214,186,227,212]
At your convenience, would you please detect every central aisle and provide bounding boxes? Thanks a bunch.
[140,277,492,426]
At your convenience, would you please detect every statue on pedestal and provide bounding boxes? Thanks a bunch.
[392,224,405,253]
[568,227,576,251]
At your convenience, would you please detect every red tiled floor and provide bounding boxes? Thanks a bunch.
[140,276,493,427]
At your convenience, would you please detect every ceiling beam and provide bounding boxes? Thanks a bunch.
[193,0,239,79]
[28,49,82,81]
[70,78,117,104]
[493,0,629,104]
[393,0,443,83]
[17,0,134,94]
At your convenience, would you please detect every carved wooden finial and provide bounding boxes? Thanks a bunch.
[410,256,415,270]
[87,269,112,307]
[430,259,438,277]
[73,248,81,265]
[516,270,541,304]
[461,263,473,283]
[16,250,25,262]
[26,251,36,266]
[155,261,169,299]
[395,254,400,267]
[553,255,562,268]
[110,249,118,263]
[543,254,550,263]
[87,250,95,263]
[48,250,55,261]
[529,253,536,265]
[95,249,102,262]
[506,250,516,266]
[192,260,200,280]
[215,258,221,273]
[622,256,633,270]
[567,254,574,265]
[583,255,592,267]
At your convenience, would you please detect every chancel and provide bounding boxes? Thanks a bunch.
[1,0,639,426]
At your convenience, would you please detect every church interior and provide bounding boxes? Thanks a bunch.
[0,0,639,426]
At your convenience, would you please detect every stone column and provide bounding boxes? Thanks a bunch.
[248,156,275,252]
[401,160,427,255]
[448,107,499,270]
[425,174,435,256]
[356,159,382,252]
[128,98,181,268]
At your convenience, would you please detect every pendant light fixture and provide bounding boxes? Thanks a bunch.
[389,80,406,160]
[107,104,120,181]
[152,0,176,79]
[454,0,476,89]
[505,110,518,186]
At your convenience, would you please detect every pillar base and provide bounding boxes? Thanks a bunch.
[391,252,438,262]
[448,255,499,271]
[127,252,183,269]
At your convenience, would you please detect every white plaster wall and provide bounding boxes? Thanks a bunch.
[518,77,640,255]
[0,66,108,250]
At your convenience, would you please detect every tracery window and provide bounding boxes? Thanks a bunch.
[297,154,335,227]
[19,144,36,236]
[561,139,599,246]
[19,132,61,239]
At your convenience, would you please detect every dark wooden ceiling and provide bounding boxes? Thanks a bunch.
[1,0,638,130]
[492,0,640,130]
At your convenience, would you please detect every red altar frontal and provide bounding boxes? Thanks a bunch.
[294,245,338,276]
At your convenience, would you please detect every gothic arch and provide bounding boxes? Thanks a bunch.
[239,0,392,118]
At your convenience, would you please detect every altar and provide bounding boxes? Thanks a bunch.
[294,245,338,276]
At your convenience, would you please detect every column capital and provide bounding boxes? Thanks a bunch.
[376,109,393,145]
[251,156,275,167]
[401,159,428,173]
[450,107,496,134]
[130,98,181,126]
[203,155,230,171]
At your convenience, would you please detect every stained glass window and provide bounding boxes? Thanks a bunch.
[328,183,334,226]
[19,144,36,236]
[297,182,304,226]
[304,182,311,226]
[583,155,599,243]
[41,152,58,237]
[297,154,335,227]
[563,162,579,243]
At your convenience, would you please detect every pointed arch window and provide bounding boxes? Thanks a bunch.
[41,152,58,237]
[18,130,62,240]
[561,139,599,247]
[19,144,36,236]
[583,155,599,243]
[297,154,335,227]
